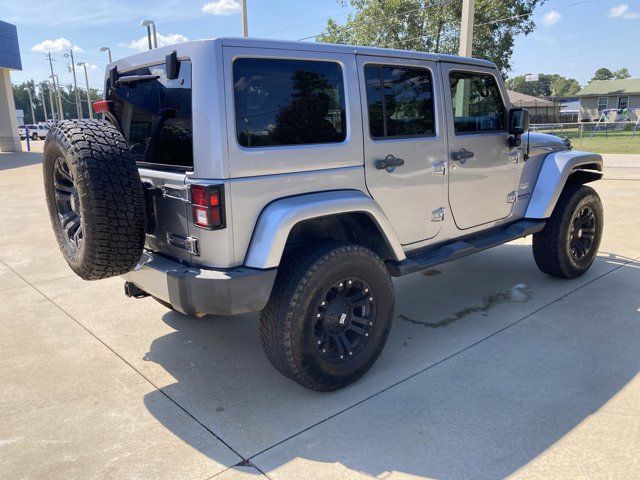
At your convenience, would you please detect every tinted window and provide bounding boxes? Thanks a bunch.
[364,65,435,139]
[449,72,505,134]
[233,58,346,147]
[107,61,193,169]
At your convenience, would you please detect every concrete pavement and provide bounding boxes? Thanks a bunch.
[1,147,639,479]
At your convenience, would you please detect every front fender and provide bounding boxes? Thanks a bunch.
[244,190,406,269]
[525,150,603,219]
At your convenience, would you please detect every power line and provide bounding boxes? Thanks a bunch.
[298,0,459,41]
[474,0,597,27]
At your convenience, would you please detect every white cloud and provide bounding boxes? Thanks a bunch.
[126,33,189,51]
[75,63,98,71]
[31,38,83,53]
[542,10,562,27]
[609,4,640,19]
[202,0,241,15]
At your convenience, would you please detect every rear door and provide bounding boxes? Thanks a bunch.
[107,59,194,262]
[441,64,516,230]
[358,56,447,245]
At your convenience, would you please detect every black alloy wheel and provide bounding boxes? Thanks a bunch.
[53,156,83,250]
[569,206,596,261]
[314,278,376,363]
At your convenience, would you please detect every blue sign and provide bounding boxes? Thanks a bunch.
[0,21,22,71]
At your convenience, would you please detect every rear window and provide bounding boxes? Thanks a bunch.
[232,58,346,148]
[107,60,193,170]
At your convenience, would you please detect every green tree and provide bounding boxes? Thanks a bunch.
[13,80,102,122]
[318,0,547,73]
[613,68,631,79]
[590,68,614,82]
[506,73,581,97]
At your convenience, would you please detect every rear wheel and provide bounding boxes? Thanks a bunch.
[532,184,603,278]
[260,242,395,391]
[31,131,38,140]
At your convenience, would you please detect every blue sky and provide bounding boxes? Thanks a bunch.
[3,0,639,90]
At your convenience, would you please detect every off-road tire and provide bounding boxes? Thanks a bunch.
[260,242,395,391]
[43,119,146,280]
[532,184,603,279]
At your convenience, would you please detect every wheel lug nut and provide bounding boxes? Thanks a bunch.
[349,351,353,356]
[322,349,326,353]
[339,283,343,287]
[365,333,369,337]
[364,288,368,293]
[348,280,352,285]
[369,322,373,325]
[317,340,321,345]
[316,313,321,318]
[340,355,344,359]
[369,297,373,301]
[321,301,325,306]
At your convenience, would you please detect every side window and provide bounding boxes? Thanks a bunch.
[597,97,608,112]
[364,64,435,139]
[449,71,505,134]
[233,58,346,147]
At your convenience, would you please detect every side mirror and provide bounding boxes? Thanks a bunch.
[508,108,529,135]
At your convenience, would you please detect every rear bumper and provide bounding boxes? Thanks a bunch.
[122,252,277,315]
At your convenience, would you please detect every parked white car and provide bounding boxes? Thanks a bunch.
[18,124,48,140]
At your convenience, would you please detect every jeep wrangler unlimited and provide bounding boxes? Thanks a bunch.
[43,38,603,391]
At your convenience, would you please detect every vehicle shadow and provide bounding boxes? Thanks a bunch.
[142,246,640,479]
[0,151,43,171]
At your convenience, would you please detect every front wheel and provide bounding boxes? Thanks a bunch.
[31,132,39,140]
[260,242,395,391]
[532,184,603,279]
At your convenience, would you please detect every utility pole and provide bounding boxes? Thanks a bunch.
[47,82,56,121]
[46,51,64,120]
[40,88,48,122]
[66,50,82,119]
[458,0,475,57]
[27,88,36,123]
[77,62,94,119]
[241,0,248,37]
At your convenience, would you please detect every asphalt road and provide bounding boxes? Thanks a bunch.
[1,146,639,479]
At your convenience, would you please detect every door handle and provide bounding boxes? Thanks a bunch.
[375,154,405,170]
[451,148,475,162]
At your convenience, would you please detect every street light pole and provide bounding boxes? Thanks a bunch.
[77,62,94,119]
[458,0,475,57]
[65,50,82,119]
[140,20,156,50]
[100,47,112,63]
[241,0,248,37]
[27,88,36,124]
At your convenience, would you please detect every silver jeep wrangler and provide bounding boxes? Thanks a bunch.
[43,38,603,391]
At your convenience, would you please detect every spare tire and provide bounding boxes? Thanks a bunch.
[43,120,146,280]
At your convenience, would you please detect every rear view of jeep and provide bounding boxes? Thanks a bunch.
[43,38,603,391]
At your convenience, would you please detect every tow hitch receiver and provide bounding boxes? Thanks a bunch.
[124,282,149,299]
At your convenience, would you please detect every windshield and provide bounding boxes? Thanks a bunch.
[106,60,193,170]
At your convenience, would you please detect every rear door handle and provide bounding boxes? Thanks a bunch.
[375,154,405,170]
[451,149,475,162]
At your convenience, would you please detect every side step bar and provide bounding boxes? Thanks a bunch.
[386,220,546,277]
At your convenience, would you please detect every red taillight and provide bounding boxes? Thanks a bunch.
[92,100,112,114]
[190,184,225,230]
